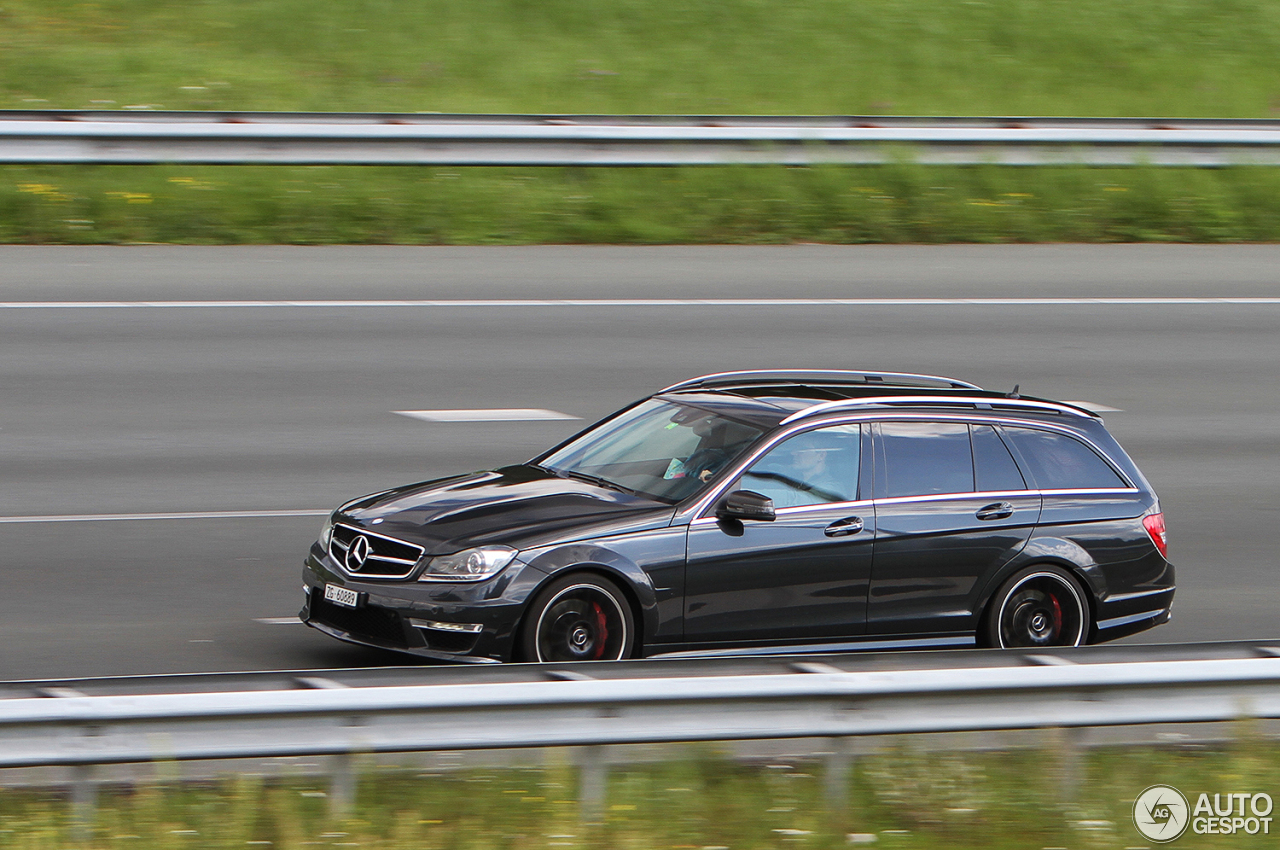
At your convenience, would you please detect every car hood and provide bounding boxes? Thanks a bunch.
[335,464,675,554]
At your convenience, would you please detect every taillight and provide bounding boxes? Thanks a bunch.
[1143,512,1169,559]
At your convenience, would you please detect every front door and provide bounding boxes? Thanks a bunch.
[683,424,874,644]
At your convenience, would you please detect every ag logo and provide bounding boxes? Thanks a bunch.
[1134,785,1190,843]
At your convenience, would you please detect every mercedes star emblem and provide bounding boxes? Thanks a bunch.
[346,535,371,572]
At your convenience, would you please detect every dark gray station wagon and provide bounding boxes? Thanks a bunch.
[302,371,1174,663]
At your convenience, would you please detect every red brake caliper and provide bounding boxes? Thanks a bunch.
[591,602,609,660]
[1050,594,1062,637]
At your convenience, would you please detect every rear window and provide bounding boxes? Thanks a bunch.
[1001,427,1127,490]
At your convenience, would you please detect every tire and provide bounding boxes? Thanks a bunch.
[518,574,636,663]
[983,566,1090,649]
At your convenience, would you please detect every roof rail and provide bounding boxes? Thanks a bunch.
[659,370,983,394]
[779,395,1098,425]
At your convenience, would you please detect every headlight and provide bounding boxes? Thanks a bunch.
[419,546,517,581]
[319,519,334,550]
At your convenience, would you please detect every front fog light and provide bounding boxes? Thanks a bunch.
[420,546,517,581]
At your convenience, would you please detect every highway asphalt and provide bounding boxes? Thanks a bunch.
[2,245,1278,680]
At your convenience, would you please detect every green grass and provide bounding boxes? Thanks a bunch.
[4,0,1280,117]
[4,163,1280,244]
[3,0,1280,244]
[2,740,1277,849]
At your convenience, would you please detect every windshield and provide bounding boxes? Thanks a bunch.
[538,398,766,503]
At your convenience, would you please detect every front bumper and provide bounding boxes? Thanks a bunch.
[300,544,537,662]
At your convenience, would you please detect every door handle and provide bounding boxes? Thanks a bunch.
[824,516,864,537]
[976,501,1014,521]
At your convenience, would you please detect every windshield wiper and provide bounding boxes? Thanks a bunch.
[554,468,642,497]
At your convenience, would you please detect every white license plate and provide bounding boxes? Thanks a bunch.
[324,583,360,609]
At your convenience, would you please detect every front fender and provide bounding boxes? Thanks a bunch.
[521,544,663,648]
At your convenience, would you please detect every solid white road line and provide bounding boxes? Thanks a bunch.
[0,509,329,524]
[2,297,1280,309]
[394,408,580,422]
[255,617,303,625]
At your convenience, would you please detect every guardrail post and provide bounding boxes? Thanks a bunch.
[823,737,854,809]
[1052,727,1085,805]
[329,753,356,819]
[577,745,608,824]
[69,764,97,842]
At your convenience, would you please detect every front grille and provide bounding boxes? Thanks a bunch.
[328,524,424,579]
[310,596,408,648]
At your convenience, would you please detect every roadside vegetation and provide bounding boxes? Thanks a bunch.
[0,740,1270,849]
[4,163,1280,244]
[2,0,1280,243]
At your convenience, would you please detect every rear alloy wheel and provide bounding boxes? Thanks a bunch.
[521,574,635,663]
[987,567,1089,649]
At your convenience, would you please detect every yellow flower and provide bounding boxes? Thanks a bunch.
[106,191,153,204]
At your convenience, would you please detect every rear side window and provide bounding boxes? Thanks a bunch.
[1001,427,1127,490]
[971,425,1027,491]
[879,422,974,498]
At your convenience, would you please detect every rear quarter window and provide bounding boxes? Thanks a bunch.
[1001,427,1127,490]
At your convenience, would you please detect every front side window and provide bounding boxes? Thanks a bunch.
[1001,427,1127,490]
[539,399,765,503]
[879,421,975,498]
[738,425,861,508]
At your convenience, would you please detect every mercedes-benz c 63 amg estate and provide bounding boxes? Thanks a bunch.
[302,370,1174,663]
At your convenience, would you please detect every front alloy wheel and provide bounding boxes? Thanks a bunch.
[988,568,1089,648]
[521,575,635,662]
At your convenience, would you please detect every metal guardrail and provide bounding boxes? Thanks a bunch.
[3,111,1280,166]
[6,650,1280,769]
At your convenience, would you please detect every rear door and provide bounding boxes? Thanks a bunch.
[867,421,1041,636]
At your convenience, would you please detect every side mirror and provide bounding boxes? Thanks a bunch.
[717,489,776,522]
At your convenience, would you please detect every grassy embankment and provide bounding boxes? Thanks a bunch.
[2,0,1280,243]
[1,740,1275,849]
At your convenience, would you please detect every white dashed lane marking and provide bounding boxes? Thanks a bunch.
[394,408,580,422]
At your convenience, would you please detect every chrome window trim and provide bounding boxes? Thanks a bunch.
[659,370,982,394]
[677,411,1135,525]
[872,490,1036,507]
[872,487,1138,507]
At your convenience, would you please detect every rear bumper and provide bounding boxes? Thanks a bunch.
[1092,574,1175,642]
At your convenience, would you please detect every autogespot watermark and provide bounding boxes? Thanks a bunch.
[1133,784,1274,842]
